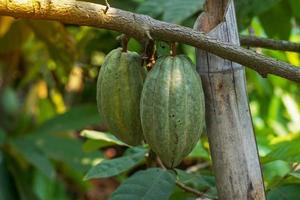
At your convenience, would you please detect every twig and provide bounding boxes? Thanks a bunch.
[0,1,300,82]
[103,0,110,14]
[156,157,213,200]
[240,36,300,53]
[176,181,210,199]
[186,162,210,173]
[146,149,158,168]
[293,163,300,170]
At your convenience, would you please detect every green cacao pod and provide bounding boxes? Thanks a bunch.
[97,48,145,145]
[140,55,205,168]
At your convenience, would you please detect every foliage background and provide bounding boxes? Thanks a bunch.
[0,0,300,199]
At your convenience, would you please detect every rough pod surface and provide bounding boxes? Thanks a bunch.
[140,55,205,168]
[97,48,145,145]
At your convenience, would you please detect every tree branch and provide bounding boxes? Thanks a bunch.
[240,36,300,53]
[0,0,300,82]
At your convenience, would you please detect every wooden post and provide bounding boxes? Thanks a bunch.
[194,0,266,199]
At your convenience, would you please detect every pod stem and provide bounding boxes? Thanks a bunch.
[117,34,129,52]
[146,149,158,168]
[141,39,156,70]
[170,42,177,57]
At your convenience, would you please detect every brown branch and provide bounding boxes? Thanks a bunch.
[0,0,300,82]
[240,36,300,53]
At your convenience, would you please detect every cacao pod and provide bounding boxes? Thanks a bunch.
[140,55,205,168]
[97,48,146,145]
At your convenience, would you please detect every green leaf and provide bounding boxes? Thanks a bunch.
[11,138,56,179]
[267,184,300,200]
[84,147,147,180]
[81,130,128,146]
[235,0,281,29]
[0,87,20,116]
[163,0,205,23]
[175,169,217,199]
[188,141,210,160]
[289,170,300,180]
[109,168,176,200]
[176,169,213,188]
[32,171,69,200]
[137,0,166,18]
[27,20,76,67]
[263,161,291,183]
[262,136,300,164]
[137,0,205,24]
[82,139,105,152]
[288,0,300,21]
[0,128,5,145]
[32,104,101,135]
[0,20,31,53]
[33,134,103,173]
[259,1,292,40]
[156,41,171,57]
[169,188,197,200]
[7,158,40,200]
[0,152,19,200]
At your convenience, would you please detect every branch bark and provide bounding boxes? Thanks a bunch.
[0,0,300,82]
[240,36,300,52]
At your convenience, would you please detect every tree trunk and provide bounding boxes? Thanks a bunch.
[194,0,266,199]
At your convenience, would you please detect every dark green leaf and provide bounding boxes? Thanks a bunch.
[176,169,217,198]
[156,41,171,57]
[84,147,147,180]
[163,0,204,23]
[11,138,56,179]
[109,168,176,200]
[170,187,197,200]
[288,0,300,21]
[82,139,105,152]
[259,1,292,40]
[137,0,166,18]
[0,152,19,200]
[267,184,300,200]
[235,0,281,29]
[32,171,69,200]
[27,20,76,67]
[32,104,101,135]
[176,169,213,188]
[0,128,5,145]
[34,134,103,173]
[0,87,20,115]
[0,20,31,53]
[7,158,40,200]
[138,0,204,23]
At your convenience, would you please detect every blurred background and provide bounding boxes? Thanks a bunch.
[0,0,300,199]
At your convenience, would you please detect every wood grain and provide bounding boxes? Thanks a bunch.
[195,1,266,199]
